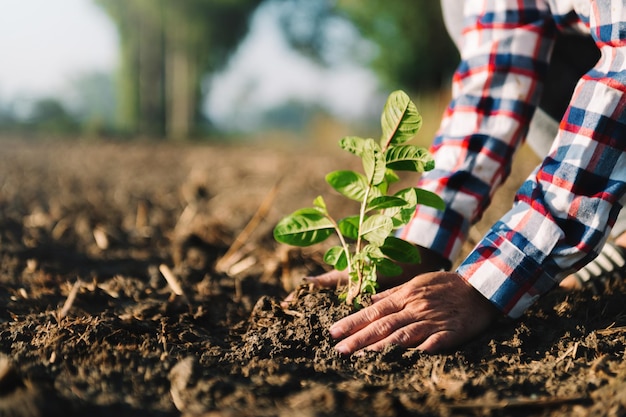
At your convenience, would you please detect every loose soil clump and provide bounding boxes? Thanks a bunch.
[1,139,625,416]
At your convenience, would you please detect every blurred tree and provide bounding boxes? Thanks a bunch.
[69,72,117,132]
[27,98,79,135]
[277,0,458,93]
[94,0,263,139]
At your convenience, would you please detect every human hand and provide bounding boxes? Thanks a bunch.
[328,271,500,354]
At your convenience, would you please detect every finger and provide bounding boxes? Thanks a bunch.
[364,321,438,352]
[417,330,458,353]
[329,295,404,340]
[304,270,348,288]
[334,311,422,354]
[280,290,296,309]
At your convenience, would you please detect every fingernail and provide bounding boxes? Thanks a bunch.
[335,343,350,355]
[328,325,342,338]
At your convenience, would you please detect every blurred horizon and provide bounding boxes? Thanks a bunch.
[0,0,457,140]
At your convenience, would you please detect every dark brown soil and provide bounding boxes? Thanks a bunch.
[1,138,625,417]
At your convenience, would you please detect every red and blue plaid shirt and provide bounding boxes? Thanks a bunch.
[400,0,626,318]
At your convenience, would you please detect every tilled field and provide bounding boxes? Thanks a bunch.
[0,138,625,417]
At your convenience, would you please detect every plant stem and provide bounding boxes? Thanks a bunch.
[348,177,375,305]
[326,215,353,275]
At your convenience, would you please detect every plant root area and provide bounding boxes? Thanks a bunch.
[1,139,625,417]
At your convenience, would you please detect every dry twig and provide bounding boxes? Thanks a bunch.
[215,178,282,273]
[57,279,82,321]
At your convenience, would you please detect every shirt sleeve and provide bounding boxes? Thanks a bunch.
[461,1,626,318]
[400,1,555,261]
[404,1,626,318]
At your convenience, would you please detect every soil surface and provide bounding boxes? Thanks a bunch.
[1,138,625,417]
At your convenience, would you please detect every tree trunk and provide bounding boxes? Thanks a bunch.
[166,45,195,139]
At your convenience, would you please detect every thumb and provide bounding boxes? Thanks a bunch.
[304,270,348,288]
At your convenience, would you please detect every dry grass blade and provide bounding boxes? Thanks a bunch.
[226,256,257,276]
[597,325,626,336]
[159,264,184,296]
[57,279,82,321]
[216,178,282,273]
[555,341,578,364]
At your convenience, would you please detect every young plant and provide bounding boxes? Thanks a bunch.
[273,90,444,307]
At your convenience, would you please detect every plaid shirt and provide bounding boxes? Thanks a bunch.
[400,0,626,318]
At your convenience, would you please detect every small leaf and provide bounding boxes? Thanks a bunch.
[380,236,421,264]
[338,215,360,240]
[394,187,419,206]
[359,265,378,290]
[326,170,369,202]
[360,214,393,246]
[384,169,400,184]
[273,209,335,247]
[361,278,379,294]
[324,246,348,270]
[380,90,423,148]
[338,136,366,156]
[313,195,327,213]
[375,257,404,277]
[367,196,408,212]
[385,145,434,172]
[362,139,386,185]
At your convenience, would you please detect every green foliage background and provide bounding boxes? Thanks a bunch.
[337,0,458,91]
[277,0,459,92]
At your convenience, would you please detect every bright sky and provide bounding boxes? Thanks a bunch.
[0,0,380,128]
[0,0,118,100]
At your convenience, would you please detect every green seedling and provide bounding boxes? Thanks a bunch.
[273,90,444,307]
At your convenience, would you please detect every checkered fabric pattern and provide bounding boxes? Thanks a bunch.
[400,0,626,318]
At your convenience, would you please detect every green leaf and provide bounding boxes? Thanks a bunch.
[338,136,366,156]
[367,196,408,211]
[338,215,360,240]
[384,169,400,184]
[362,243,385,259]
[361,278,379,294]
[273,208,335,247]
[384,187,446,227]
[415,188,446,211]
[380,236,421,264]
[380,90,422,148]
[362,139,386,185]
[394,187,419,206]
[375,257,403,277]
[324,246,348,270]
[385,145,434,172]
[360,214,393,246]
[384,188,418,227]
[325,170,369,202]
[359,264,377,285]
[373,169,399,196]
